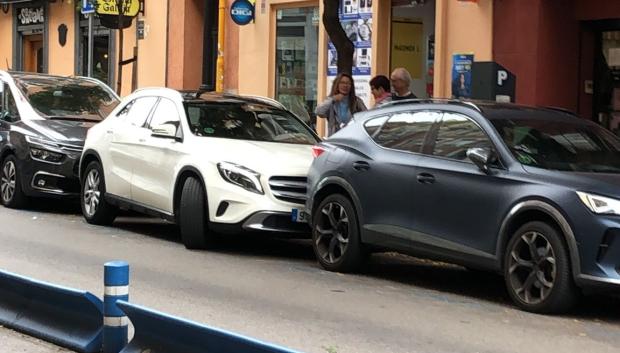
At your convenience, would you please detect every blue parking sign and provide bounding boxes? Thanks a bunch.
[81,0,95,14]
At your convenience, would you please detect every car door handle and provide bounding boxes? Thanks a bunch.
[138,138,146,143]
[416,173,435,184]
[353,161,370,171]
[106,130,113,134]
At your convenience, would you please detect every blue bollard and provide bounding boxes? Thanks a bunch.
[103,261,129,353]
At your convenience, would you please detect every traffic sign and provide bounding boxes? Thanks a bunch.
[81,0,95,14]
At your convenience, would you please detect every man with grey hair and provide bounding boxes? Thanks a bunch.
[390,67,417,100]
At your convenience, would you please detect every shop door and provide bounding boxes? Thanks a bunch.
[22,34,43,73]
[594,29,620,135]
[274,7,319,128]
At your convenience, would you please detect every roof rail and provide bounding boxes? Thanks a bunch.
[543,106,578,117]
[381,98,482,112]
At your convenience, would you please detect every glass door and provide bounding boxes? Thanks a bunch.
[275,6,319,129]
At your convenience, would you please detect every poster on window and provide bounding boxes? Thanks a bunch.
[451,53,474,99]
[326,1,373,107]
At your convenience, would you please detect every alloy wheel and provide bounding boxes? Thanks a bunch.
[507,231,557,305]
[1,160,16,203]
[315,202,350,264]
[83,169,101,217]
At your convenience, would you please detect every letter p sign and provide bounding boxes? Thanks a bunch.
[497,70,508,86]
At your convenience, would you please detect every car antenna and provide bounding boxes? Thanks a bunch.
[5,58,10,71]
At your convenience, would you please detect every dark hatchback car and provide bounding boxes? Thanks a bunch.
[0,71,119,208]
[307,99,620,313]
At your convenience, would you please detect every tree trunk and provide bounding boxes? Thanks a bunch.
[322,0,353,76]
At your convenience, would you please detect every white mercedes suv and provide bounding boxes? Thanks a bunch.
[80,88,319,249]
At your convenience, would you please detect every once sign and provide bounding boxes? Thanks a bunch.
[96,0,139,17]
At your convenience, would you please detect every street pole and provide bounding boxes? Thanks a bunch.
[215,0,225,92]
[87,12,94,77]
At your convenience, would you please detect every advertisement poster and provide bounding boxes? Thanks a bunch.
[327,0,373,107]
[452,53,474,99]
[390,21,423,79]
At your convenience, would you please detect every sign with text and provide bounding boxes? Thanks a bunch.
[391,21,423,79]
[17,7,44,26]
[96,0,139,17]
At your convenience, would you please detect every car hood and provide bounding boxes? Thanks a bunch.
[201,138,314,176]
[24,119,96,146]
[523,165,620,199]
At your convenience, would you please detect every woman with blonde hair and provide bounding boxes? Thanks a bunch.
[315,73,367,137]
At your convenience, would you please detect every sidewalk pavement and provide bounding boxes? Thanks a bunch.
[1,325,71,352]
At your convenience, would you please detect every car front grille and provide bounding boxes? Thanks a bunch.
[268,176,307,205]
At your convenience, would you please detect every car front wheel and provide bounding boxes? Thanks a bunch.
[81,161,118,225]
[504,221,579,313]
[312,193,365,272]
[178,177,213,250]
[1,155,28,208]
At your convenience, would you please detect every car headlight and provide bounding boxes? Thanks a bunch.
[577,191,620,215]
[30,147,64,163]
[25,135,65,163]
[217,162,263,194]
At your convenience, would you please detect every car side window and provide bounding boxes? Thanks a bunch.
[432,112,493,162]
[0,83,20,123]
[148,98,180,130]
[372,111,440,153]
[116,96,158,127]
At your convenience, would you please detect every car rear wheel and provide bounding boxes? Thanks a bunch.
[1,155,28,208]
[81,161,118,225]
[178,177,213,250]
[312,193,365,272]
[504,221,579,313]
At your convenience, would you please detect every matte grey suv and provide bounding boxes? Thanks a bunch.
[306,99,620,313]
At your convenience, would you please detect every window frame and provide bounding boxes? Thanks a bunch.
[364,109,442,156]
[426,110,505,168]
[115,96,159,128]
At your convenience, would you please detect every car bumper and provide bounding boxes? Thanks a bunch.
[21,154,81,198]
[573,214,620,291]
[204,174,310,236]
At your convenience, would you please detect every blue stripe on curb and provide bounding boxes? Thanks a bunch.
[117,300,303,353]
[0,269,103,353]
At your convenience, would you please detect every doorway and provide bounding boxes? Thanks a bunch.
[390,0,435,98]
[593,29,620,134]
[22,34,43,73]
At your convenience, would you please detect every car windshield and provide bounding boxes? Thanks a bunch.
[184,102,319,145]
[15,75,119,121]
[491,116,620,173]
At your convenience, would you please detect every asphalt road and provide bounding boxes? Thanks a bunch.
[0,200,619,353]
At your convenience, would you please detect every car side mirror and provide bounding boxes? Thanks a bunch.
[467,147,496,174]
[152,123,182,141]
[0,111,15,123]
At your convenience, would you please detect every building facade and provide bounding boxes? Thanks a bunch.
[0,0,491,110]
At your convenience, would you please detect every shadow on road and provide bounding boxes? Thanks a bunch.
[111,216,620,322]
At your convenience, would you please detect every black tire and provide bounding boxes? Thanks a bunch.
[0,155,28,208]
[312,193,365,272]
[178,177,213,250]
[81,161,118,225]
[504,221,579,314]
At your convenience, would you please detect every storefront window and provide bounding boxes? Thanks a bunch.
[78,15,113,85]
[275,7,319,129]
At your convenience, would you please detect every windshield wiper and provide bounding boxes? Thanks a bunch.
[46,115,102,122]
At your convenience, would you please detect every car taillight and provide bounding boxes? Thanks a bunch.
[312,145,326,159]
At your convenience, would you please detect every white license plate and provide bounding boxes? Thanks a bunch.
[291,208,308,223]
